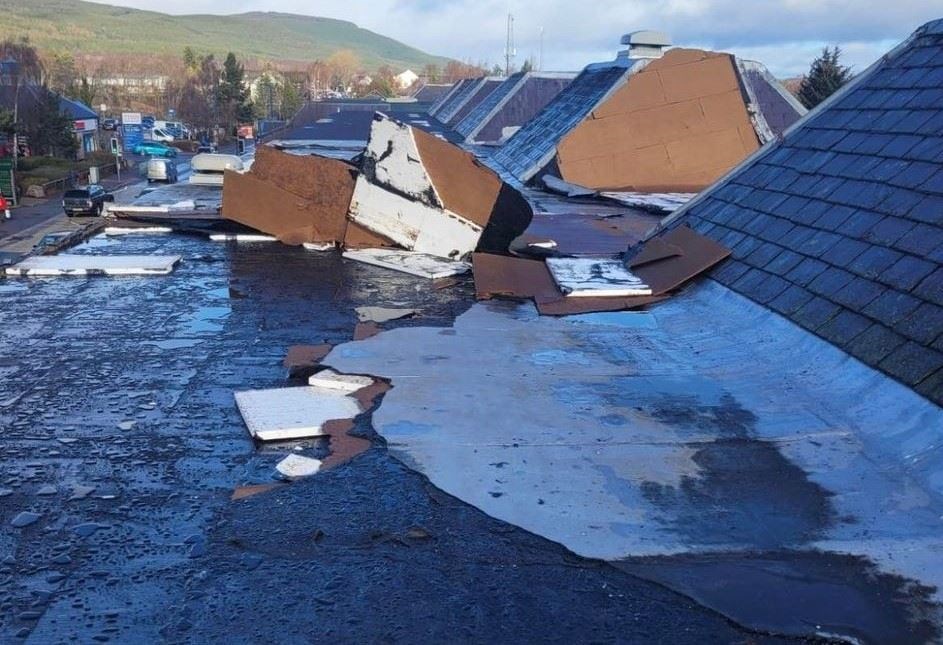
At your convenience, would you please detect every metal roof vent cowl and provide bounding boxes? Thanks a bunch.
[618,30,672,60]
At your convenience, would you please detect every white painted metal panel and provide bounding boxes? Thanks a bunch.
[5,255,181,277]
[342,248,471,279]
[308,369,375,393]
[545,257,652,297]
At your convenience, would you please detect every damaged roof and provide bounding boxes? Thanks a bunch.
[666,18,943,406]
[436,76,506,125]
[492,48,803,192]
[455,71,577,144]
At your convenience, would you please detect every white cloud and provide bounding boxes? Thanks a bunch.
[83,0,941,76]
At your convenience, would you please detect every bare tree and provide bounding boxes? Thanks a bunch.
[0,37,44,169]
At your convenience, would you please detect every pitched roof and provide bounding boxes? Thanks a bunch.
[60,96,97,121]
[666,18,943,406]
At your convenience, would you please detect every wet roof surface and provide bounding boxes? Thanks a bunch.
[676,19,943,405]
[325,286,943,642]
[454,72,525,139]
[0,233,756,642]
[492,65,632,181]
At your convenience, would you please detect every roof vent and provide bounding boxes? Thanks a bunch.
[618,30,672,60]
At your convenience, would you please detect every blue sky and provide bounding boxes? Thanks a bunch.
[86,0,942,76]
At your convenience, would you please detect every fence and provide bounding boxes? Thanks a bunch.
[36,162,120,197]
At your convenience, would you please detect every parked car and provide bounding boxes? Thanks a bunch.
[141,115,155,129]
[102,118,118,131]
[62,185,114,217]
[144,157,178,184]
[196,143,217,154]
[132,141,178,158]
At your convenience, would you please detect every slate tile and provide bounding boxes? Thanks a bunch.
[765,168,803,192]
[769,285,815,315]
[894,223,943,256]
[813,205,856,231]
[807,176,847,201]
[865,216,915,246]
[916,110,943,135]
[906,137,943,163]
[889,110,934,134]
[745,242,784,268]
[732,234,762,259]
[852,133,896,155]
[922,168,943,195]
[876,187,924,217]
[914,267,943,306]
[881,255,937,292]
[787,225,818,248]
[870,158,911,182]
[845,110,883,131]
[831,131,870,153]
[710,258,751,285]
[906,89,943,109]
[826,237,870,267]
[909,195,943,225]
[817,309,874,346]
[880,342,943,386]
[745,272,791,304]
[915,368,943,406]
[717,229,747,250]
[732,269,780,304]
[832,276,884,310]
[808,267,855,299]
[787,257,830,287]
[790,173,826,195]
[829,180,893,210]
[793,296,842,331]
[849,246,904,279]
[895,302,943,344]
[766,248,806,275]
[757,217,796,244]
[864,289,924,325]
[841,210,885,237]
[887,162,938,190]
[846,324,907,365]
[742,212,775,236]
[801,229,843,258]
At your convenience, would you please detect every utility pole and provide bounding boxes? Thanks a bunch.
[504,12,516,76]
[539,26,544,72]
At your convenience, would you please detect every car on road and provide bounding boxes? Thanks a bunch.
[132,141,178,158]
[144,157,178,184]
[196,143,217,154]
[150,128,175,143]
[102,118,118,131]
[62,185,114,217]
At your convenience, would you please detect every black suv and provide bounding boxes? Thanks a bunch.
[62,185,114,216]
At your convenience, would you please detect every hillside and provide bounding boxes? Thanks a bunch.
[0,0,450,71]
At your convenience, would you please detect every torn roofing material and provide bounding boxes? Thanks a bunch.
[665,18,943,406]
[344,248,470,279]
[234,386,362,442]
[221,145,364,246]
[493,48,803,192]
[546,257,652,297]
[455,72,577,145]
[5,255,181,276]
[349,113,532,258]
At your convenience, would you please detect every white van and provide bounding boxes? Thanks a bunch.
[189,153,243,186]
[150,128,175,143]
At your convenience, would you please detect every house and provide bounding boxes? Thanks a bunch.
[394,69,420,90]
[492,31,805,192]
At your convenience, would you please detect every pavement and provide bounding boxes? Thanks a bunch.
[0,232,778,643]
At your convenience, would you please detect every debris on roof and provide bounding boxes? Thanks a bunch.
[355,307,418,323]
[343,248,471,279]
[456,72,577,145]
[353,321,382,340]
[350,114,532,258]
[283,344,333,377]
[234,386,362,441]
[666,18,943,405]
[599,191,696,213]
[275,454,323,478]
[308,369,376,393]
[5,254,181,276]
[222,145,366,247]
[546,257,652,297]
[493,47,803,192]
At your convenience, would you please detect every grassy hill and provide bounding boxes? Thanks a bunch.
[0,0,450,71]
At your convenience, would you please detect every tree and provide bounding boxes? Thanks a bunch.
[0,108,14,137]
[0,37,44,169]
[326,49,361,92]
[44,52,77,94]
[797,46,852,109]
[69,77,97,109]
[183,47,199,76]
[218,52,250,129]
[520,59,534,74]
[280,79,302,118]
[28,87,77,158]
[422,63,441,83]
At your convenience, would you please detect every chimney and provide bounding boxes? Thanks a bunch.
[618,30,672,60]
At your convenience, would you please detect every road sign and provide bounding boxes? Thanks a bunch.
[121,124,143,153]
[121,112,142,126]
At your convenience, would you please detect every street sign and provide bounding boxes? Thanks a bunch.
[121,124,143,153]
[121,112,142,126]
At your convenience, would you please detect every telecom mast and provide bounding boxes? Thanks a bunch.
[504,12,516,76]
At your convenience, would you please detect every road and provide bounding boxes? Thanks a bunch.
[0,154,196,260]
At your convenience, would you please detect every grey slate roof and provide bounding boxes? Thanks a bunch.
[454,72,525,139]
[671,18,943,406]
